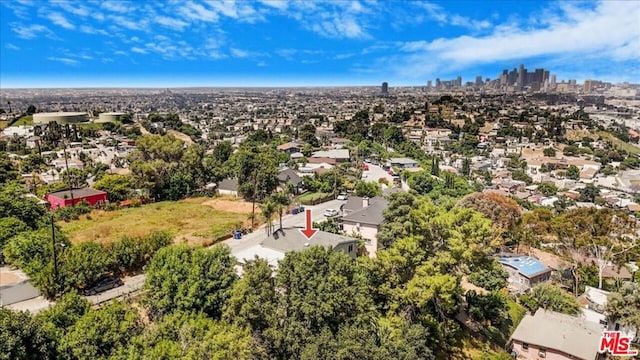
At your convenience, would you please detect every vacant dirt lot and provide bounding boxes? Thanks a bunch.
[201,197,259,214]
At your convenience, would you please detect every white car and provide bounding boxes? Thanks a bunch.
[337,193,348,200]
[323,209,339,217]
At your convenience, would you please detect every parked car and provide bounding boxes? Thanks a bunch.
[323,208,340,217]
[382,164,390,171]
[337,192,349,200]
[82,277,124,296]
[388,169,396,176]
[362,164,369,171]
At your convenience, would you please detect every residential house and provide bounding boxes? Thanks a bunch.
[509,309,605,360]
[388,157,419,169]
[311,149,350,163]
[276,142,301,154]
[277,169,303,194]
[233,228,359,273]
[498,255,552,293]
[218,178,239,197]
[579,286,637,340]
[340,196,389,258]
[45,188,108,209]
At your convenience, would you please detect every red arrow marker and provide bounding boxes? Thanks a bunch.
[300,209,317,239]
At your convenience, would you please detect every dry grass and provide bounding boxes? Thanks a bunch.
[566,129,640,155]
[61,197,254,246]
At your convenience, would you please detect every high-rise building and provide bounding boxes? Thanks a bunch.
[456,76,462,87]
[435,78,441,89]
[550,75,557,89]
[381,82,388,95]
[475,76,483,87]
[518,64,526,88]
[427,80,432,89]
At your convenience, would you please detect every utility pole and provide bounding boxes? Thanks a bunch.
[51,214,59,297]
[251,170,258,228]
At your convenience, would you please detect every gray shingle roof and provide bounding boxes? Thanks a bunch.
[341,197,388,226]
[262,228,357,253]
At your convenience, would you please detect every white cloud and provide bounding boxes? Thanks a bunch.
[155,16,189,30]
[47,12,76,30]
[131,47,147,54]
[179,2,219,22]
[230,48,249,58]
[206,0,237,18]
[47,56,79,65]
[11,24,51,39]
[5,43,20,50]
[79,25,108,35]
[101,1,132,13]
[393,1,640,78]
[260,0,288,10]
[415,1,491,31]
[110,15,147,31]
[56,2,90,17]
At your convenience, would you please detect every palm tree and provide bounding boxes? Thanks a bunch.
[260,199,277,236]
[273,189,291,232]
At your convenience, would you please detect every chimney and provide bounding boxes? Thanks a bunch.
[362,196,369,208]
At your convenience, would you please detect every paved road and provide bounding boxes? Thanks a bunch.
[85,274,146,305]
[222,199,347,255]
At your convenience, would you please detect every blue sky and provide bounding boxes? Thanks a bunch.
[1,0,639,88]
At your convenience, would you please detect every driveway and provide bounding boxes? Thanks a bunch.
[222,199,347,256]
[362,163,394,183]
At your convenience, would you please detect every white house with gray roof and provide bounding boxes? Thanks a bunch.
[340,196,389,258]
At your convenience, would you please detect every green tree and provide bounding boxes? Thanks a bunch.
[537,182,558,196]
[59,301,142,360]
[519,283,581,315]
[0,217,29,261]
[0,308,55,360]
[566,165,580,180]
[276,246,373,357]
[0,181,47,228]
[143,245,237,319]
[0,152,19,184]
[605,282,640,331]
[112,311,259,360]
[408,171,438,195]
[354,181,382,198]
[93,174,132,202]
[212,141,233,163]
[543,147,556,157]
[223,258,277,332]
[59,242,116,291]
[467,260,508,291]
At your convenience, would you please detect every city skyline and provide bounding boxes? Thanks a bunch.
[1,0,639,88]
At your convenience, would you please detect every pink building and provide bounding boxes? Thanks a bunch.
[45,188,108,209]
[509,310,605,360]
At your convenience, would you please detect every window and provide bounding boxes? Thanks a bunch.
[348,245,353,253]
[538,348,546,358]
[522,343,529,352]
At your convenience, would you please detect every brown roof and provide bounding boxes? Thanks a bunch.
[308,157,337,165]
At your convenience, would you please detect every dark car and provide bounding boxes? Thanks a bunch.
[82,277,124,296]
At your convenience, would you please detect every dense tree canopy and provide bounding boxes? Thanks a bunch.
[143,245,238,319]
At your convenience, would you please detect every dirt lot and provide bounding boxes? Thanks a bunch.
[201,197,259,214]
[62,197,256,246]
